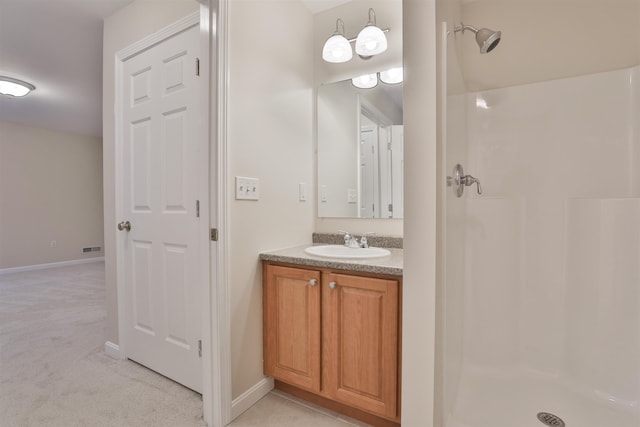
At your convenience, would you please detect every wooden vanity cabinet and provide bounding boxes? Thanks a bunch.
[323,272,399,420]
[263,264,321,392]
[263,262,401,425]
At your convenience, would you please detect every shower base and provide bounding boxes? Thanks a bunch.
[446,366,639,427]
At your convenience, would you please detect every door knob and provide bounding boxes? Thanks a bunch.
[117,221,132,232]
[329,281,337,289]
[309,279,318,286]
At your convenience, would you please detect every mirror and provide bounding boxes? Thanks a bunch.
[317,77,403,218]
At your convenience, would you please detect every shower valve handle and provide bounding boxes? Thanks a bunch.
[462,174,483,195]
[447,164,483,197]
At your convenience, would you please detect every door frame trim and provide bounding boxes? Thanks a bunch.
[204,0,232,425]
[114,8,229,427]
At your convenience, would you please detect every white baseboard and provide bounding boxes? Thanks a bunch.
[104,341,123,359]
[231,377,274,421]
[0,257,105,275]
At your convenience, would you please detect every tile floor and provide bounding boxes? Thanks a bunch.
[230,390,370,427]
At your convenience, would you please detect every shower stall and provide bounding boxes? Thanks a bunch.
[440,2,639,427]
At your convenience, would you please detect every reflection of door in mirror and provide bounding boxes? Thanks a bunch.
[379,125,393,218]
[391,125,404,218]
[317,79,403,219]
[358,101,404,219]
[359,121,378,218]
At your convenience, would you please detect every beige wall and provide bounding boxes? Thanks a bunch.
[460,0,640,91]
[314,216,403,235]
[227,0,315,400]
[0,120,103,269]
[102,0,200,344]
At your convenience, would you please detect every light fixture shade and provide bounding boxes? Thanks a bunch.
[352,73,378,89]
[355,25,387,56]
[0,76,35,97]
[380,67,403,84]
[322,34,353,63]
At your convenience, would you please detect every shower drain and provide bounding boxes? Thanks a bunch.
[537,412,565,427]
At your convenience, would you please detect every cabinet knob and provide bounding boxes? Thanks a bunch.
[329,281,337,289]
[309,279,318,286]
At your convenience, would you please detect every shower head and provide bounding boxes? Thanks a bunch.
[454,22,501,54]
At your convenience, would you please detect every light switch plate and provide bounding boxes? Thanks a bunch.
[236,176,259,200]
[299,182,307,201]
[320,185,328,202]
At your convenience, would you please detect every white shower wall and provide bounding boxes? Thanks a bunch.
[461,66,639,409]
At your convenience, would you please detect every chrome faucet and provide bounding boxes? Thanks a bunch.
[339,230,360,248]
[339,231,375,248]
[359,232,375,248]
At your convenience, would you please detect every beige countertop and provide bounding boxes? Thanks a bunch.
[259,244,403,276]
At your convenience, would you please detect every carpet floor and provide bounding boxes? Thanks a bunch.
[0,261,205,427]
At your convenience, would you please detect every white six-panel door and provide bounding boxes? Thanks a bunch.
[359,126,378,218]
[119,24,202,393]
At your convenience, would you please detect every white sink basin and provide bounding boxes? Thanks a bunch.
[304,245,391,259]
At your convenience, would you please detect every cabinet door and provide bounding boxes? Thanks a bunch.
[263,264,321,392]
[323,273,399,419]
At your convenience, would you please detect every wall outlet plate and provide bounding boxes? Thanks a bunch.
[235,176,259,200]
[347,188,357,203]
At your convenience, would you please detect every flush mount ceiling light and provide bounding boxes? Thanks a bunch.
[379,67,403,84]
[322,8,389,63]
[0,76,35,97]
[352,73,378,89]
[322,18,353,63]
[355,8,388,57]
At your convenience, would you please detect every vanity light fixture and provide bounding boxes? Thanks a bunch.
[322,18,353,63]
[321,8,389,64]
[0,76,35,97]
[379,67,403,84]
[355,8,388,57]
[352,67,403,89]
[351,73,378,89]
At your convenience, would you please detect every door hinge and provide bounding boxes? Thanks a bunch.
[198,340,202,358]
[196,200,200,218]
[195,57,200,76]
[388,203,393,212]
[210,228,218,241]
[387,142,392,150]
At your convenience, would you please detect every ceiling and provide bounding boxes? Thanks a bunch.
[0,0,351,138]
[301,0,352,14]
[0,0,134,137]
